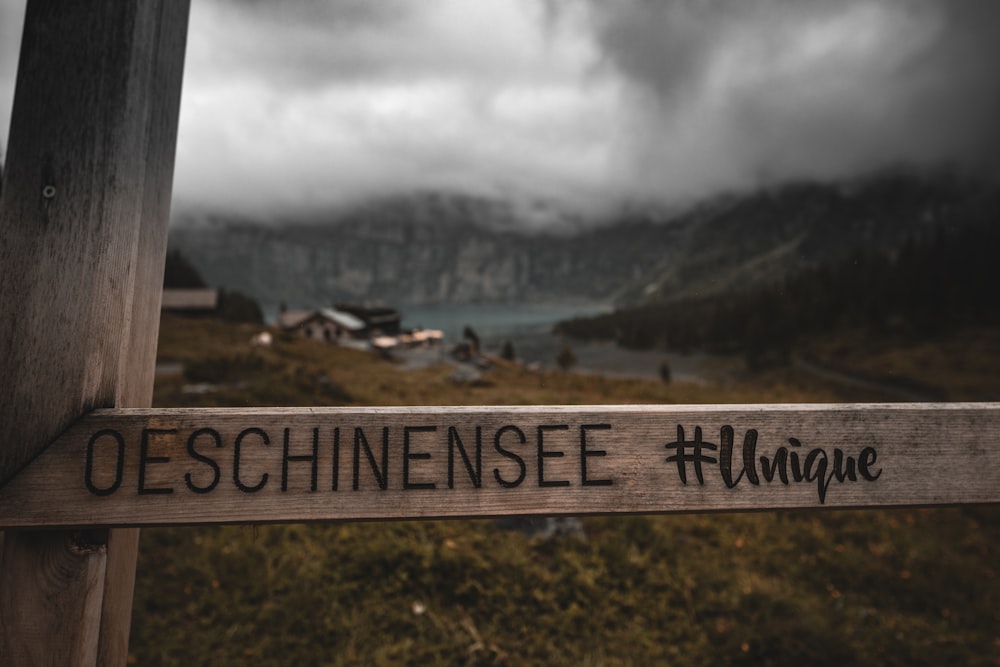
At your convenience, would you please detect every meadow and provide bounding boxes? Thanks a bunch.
[126,314,1000,665]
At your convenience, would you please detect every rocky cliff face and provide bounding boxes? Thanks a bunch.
[168,194,687,310]
[168,170,997,313]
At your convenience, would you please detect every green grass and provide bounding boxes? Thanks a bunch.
[127,315,1000,666]
[131,509,1000,667]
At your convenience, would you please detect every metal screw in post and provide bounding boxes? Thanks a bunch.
[42,185,56,199]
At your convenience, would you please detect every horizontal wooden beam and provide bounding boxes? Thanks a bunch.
[1,404,997,528]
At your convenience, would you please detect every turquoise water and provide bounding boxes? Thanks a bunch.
[399,302,611,341]
[398,302,724,383]
[399,302,615,371]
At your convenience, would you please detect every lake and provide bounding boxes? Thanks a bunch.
[400,302,609,340]
[399,302,726,384]
[263,300,727,383]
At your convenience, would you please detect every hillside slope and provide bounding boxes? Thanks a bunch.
[169,193,687,310]
[621,168,999,304]
[168,169,997,312]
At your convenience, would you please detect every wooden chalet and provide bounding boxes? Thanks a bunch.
[278,307,366,344]
[334,303,402,336]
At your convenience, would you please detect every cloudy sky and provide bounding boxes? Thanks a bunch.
[2,0,999,219]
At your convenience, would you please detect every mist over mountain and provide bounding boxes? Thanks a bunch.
[618,167,999,305]
[169,191,688,313]
[167,168,997,317]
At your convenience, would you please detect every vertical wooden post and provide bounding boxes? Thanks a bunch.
[0,1,189,665]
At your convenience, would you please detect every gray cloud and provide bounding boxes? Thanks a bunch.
[581,0,1000,199]
[172,0,613,216]
[0,0,25,162]
[224,0,405,25]
[192,0,575,92]
[3,0,999,220]
[193,0,418,89]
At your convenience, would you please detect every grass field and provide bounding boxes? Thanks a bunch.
[126,315,1000,666]
[803,327,1000,402]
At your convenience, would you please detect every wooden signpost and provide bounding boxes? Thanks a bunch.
[1,404,999,529]
[0,1,189,665]
[0,2,998,666]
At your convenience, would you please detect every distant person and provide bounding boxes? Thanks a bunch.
[660,360,672,383]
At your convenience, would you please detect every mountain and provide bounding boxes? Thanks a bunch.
[553,168,1000,361]
[618,168,999,304]
[168,192,689,313]
[167,169,998,316]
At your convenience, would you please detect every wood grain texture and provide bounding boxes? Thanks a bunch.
[0,531,108,665]
[1,404,996,528]
[0,0,185,486]
[0,1,190,665]
[97,2,189,665]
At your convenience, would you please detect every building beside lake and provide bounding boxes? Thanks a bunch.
[278,307,367,345]
[334,304,402,337]
[278,303,443,354]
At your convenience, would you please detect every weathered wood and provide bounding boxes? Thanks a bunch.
[96,528,142,667]
[96,2,189,665]
[0,1,186,485]
[0,1,190,665]
[1,403,996,528]
[0,531,108,665]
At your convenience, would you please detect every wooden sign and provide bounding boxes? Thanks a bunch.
[2,403,998,528]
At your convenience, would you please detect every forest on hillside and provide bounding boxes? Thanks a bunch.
[555,218,1000,369]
